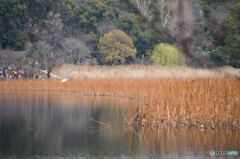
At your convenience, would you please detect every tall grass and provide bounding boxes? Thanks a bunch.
[53,64,240,79]
[0,77,239,129]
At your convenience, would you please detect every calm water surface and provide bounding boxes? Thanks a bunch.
[0,91,239,159]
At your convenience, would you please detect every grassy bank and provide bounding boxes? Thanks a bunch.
[53,64,240,79]
[0,77,239,130]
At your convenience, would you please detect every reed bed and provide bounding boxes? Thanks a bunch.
[0,77,239,130]
[53,64,240,79]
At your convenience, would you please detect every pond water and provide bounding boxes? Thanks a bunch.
[0,91,239,159]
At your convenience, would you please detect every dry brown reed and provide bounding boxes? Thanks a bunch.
[0,77,239,130]
[53,64,240,79]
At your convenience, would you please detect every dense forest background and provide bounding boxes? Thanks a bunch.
[0,0,239,73]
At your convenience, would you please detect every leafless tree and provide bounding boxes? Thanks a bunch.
[0,50,11,67]
[131,0,154,21]
[130,0,173,26]
[167,0,201,42]
[60,38,90,65]
[0,50,26,79]
[35,40,62,78]
[34,12,64,78]
[211,0,239,24]
[156,0,172,27]
[165,0,213,67]
[0,51,11,78]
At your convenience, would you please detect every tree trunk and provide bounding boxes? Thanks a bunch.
[47,67,52,79]
[2,67,6,78]
[16,68,19,79]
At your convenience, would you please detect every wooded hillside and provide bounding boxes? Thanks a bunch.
[0,0,239,71]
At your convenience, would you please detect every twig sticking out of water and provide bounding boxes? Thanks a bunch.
[92,126,111,133]
[90,117,112,127]
[128,112,139,125]
[90,117,112,134]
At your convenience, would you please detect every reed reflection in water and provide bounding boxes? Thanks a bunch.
[0,91,239,158]
[125,126,239,158]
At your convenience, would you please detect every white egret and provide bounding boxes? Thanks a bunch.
[52,69,72,83]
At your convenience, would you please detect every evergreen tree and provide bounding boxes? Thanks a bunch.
[215,2,240,67]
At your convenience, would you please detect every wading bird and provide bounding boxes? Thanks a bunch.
[52,69,72,83]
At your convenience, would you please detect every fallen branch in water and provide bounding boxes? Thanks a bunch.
[90,117,112,127]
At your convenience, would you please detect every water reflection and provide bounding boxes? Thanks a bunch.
[0,91,239,158]
[125,126,239,158]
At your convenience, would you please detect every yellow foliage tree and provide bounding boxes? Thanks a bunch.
[98,30,137,65]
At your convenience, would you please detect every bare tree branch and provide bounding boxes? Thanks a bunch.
[157,0,171,27]
[60,38,90,65]
[131,0,154,21]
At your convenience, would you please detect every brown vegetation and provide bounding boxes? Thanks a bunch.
[0,77,239,130]
[53,64,240,79]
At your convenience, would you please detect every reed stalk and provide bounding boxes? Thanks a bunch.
[0,77,239,129]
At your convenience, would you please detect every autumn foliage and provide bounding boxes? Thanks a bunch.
[98,30,137,65]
